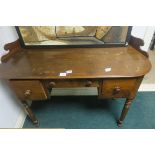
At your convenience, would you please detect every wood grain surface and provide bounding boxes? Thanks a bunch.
[9,80,48,100]
[0,46,151,79]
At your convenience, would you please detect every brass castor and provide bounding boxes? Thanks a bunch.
[33,120,39,127]
[117,120,123,127]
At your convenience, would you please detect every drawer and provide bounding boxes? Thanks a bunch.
[45,79,100,89]
[10,80,48,100]
[100,78,141,99]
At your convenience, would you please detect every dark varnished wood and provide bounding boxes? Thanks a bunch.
[9,80,48,101]
[0,41,151,79]
[100,77,143,99]
[129,35,149,57]
[46,79,100,88]
[1,40,23,62]
[22,101,39,126]
[117,99,133,127]
[0,38,152,127]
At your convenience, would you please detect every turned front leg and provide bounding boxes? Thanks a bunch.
[22,101,39,127]
[117,98,133,127]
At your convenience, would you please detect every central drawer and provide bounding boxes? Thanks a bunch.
[45,79,100,89]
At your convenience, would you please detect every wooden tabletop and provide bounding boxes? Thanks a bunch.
[0,46,151,79]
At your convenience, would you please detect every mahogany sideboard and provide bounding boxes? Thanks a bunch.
[0,37,151,127]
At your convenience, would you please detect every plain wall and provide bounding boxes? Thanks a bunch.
[0,80,23,128]
[0,26,24,128]
[0,26,18,58]
[131,26,155,51]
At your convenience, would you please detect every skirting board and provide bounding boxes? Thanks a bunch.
[14,100,32,128]
[14,109,26,128]
[138,84,155,91]
[17,84,155,128]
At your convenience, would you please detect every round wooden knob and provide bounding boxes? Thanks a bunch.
[49,81,56,88]
[85,81,92,87]
[24,90,31,97]
[113,86,121,94]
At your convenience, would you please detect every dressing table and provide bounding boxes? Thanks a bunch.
[0,36,151,127]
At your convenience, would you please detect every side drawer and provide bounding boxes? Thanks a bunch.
[10,80,48,101]
[100,78,142,99]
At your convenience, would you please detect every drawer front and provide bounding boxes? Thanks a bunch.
[45,79,100,88]
[100,78,141,99]
[10,80,48,100]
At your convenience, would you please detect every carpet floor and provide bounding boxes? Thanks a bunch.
[23,92,155,129]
